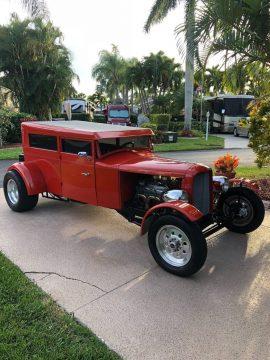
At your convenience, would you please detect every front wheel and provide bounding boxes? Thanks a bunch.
[4,170,39,212]
[233,128,239,137]
[148,215,207,277]
[218,187,265,233]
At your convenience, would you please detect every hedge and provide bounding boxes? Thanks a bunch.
[0,109,36,144]
[93,114,107,123]
[60,113,91,122]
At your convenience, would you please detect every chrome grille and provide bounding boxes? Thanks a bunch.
[192,172,211,214]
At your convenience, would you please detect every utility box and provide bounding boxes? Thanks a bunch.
[163,131,178,143]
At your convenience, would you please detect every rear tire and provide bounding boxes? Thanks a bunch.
[4,170,38,212]
[148,215,207,277]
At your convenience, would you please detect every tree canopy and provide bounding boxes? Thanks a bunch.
[0,15,76,118]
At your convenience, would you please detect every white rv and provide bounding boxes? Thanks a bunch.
[62,99,89,114]
[206,95,254,133]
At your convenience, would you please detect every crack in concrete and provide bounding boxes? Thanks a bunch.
[72,266,157,313]
[24,271,107,293]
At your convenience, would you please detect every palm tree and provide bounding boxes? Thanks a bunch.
[21,0,48,17]
[145,0,196,131]
[92,45,125,102]
[193,0,270,67]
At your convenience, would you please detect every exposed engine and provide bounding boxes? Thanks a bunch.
[133,175,181,210]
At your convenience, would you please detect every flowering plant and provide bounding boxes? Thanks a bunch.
[214,153,239,178]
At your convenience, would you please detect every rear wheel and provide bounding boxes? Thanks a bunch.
[4,170,38,212]
[218,187,265,233]
[148,215,207,277]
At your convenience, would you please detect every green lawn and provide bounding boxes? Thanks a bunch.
[235,166,270,179]
[0,147,22,160]
[154,136,224,152]
[0,252,120,360]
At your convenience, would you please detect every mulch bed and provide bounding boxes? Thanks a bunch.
[256,178,270,201]
[1,143,22,149]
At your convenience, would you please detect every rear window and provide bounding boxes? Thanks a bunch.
[61,139,92,156]
[29,134,57,151]
[99,136,150,156]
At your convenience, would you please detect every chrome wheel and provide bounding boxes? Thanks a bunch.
[156,225,192,267]
[7,179,19,205]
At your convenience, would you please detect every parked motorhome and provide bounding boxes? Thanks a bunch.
[206,95,254,133]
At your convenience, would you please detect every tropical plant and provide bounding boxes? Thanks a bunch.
[145,0,196,131]
[193,0,270,68]
[20,0,48,18]
[0,15,75,119]
[214,153,239,178]
[249,97,270,167]
[92,45,126,102]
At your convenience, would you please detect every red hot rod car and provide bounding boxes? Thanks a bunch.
[3,121,265,277]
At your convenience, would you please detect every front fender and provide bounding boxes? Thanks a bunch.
[8,162,46,195]
[141,201,204,235]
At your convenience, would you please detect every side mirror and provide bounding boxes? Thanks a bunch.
[78,151,88,158]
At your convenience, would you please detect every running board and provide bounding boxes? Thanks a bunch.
[203,223,224,238]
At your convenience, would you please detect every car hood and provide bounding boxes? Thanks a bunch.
[99,150,209,176]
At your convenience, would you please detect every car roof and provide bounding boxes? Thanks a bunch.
[22,120,153,140]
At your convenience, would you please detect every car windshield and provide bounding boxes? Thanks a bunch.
[98,136,150,156]
[109,109,129,118]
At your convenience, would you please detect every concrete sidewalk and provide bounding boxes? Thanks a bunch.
[0,191,270,359]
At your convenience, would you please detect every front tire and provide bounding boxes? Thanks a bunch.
[4,170,38,212]
[148,215,207,277]
[218,187,265,233]
[233,128,239,137]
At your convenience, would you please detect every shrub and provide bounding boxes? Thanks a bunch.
[130,113,138,125]
[214,153,239,178]
[140,122,158,132]
[0,109,36,144]
[61,113,91,122]
[93,114,106,123]
[249,98,270,167]
[149,114,171,131]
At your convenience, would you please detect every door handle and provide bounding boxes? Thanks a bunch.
[81,172,90,176]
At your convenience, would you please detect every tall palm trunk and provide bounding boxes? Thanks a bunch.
[184,0,195,131]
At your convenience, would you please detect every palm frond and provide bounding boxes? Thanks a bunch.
[144,0,179,32]
[21,0,49,18]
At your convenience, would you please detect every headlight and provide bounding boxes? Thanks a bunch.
[163,189,189,202]
[213,176,229,192]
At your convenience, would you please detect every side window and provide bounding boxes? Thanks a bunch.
[61,139,92,156]
[29,134,57,151]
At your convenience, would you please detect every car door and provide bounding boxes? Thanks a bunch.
[60,138,97,204]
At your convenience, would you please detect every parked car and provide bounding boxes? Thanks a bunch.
[3,121,265,277]
[233,118,250,138]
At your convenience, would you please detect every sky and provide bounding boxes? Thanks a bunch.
[0,0,186,94]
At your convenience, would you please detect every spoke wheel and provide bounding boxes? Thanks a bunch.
[218,187,265,234]
[223,195,254,227]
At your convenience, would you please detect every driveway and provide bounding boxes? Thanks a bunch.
[0,190,269,360]
[0,160,15,187]
[157,148,256,166]
[216,134,249,149]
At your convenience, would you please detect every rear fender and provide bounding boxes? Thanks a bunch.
[8,162,46,195]
[141,201,204,235]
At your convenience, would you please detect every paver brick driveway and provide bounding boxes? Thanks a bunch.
[0,190,270,360]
